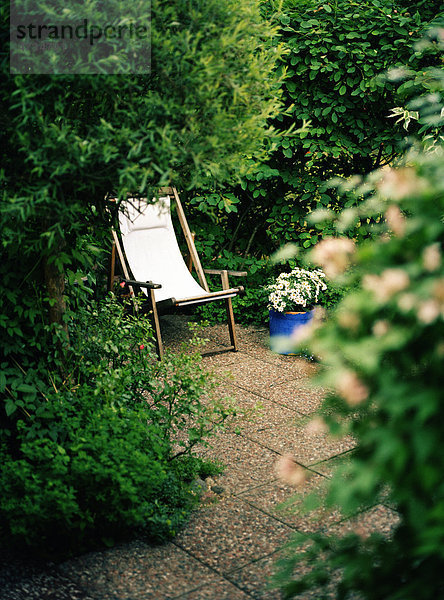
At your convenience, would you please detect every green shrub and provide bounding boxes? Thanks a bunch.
[1,0,285,448]
[188,252,270,326]
[256,0,444,252]
[0,296,230,558]
[183,1,443,268]
[1,404,172,553]
[195,283,270,327]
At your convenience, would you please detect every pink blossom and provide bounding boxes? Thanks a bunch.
[312,237,355,279]
[397,293,417,312]
[377,167,426,200]
[352,524,371,541]
[305,417,328,436]
[423,244,441,272]
[363,268,410,302]
[337,310,360,331]
[139,344,145,350]
[362,274,379,294]
[275,454,307,486]
[385,205,406,237]
[372,320,390,337]
[417,300,440,324]
[120,281,126,288]
[291,321,314,345]
[336,370,369,407]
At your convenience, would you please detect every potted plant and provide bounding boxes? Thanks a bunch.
[266,266,327,354]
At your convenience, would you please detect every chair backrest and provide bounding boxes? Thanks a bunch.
[118,195,207,303]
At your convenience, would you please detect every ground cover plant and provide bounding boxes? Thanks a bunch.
[0,295,228,557]
[273,38,444,599]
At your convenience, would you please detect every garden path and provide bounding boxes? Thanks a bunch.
[0,317,399,599]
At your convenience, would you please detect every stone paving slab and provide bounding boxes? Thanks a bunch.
[173,497,294,574]
[205,465,268,498]
[224,551,283,600]
[212,354,298,395]
[160,315,239,362]
[309,451,355,477]
[58,542,222,600]
[175,576,252,599]
[191,430,280,485]
[216,385,303,433]
[238,474,345,535]
[327,504,401,540]
[245,417,356,467]
[215,365,326,417]
[262,380,326,415]
[0,573,95,600]
[204,323,315,372]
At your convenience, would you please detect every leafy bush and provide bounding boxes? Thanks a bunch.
[274,78,444,599]
[184,1,442,268]
[184,249,270,326]
[195,284,270,327]
[1,403,174,553]
[257,0,444,251]
[0,296,229,558]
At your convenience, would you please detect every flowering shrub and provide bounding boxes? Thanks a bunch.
[273,141,444,598]
[267,267,327,312]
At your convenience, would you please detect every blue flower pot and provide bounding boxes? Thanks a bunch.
[269,309,314,355]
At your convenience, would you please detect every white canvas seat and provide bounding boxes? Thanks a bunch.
[111,187,246,357]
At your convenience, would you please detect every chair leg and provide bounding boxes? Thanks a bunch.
[108,241,116,292]
[148,288,164,359]
[221,270,238,351]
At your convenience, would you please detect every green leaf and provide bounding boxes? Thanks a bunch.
[5,401,17,417]
[0,372,6,392]
[17,383,37,394]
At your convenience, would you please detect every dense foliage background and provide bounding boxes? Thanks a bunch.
[188,0,443,327]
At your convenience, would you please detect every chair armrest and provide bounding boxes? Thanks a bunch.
[204,269,248,277]
[121,278,162,290]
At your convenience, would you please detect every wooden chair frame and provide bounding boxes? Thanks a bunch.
[110,187,246,358]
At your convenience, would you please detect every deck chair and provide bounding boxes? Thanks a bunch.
[110,187,246,358]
